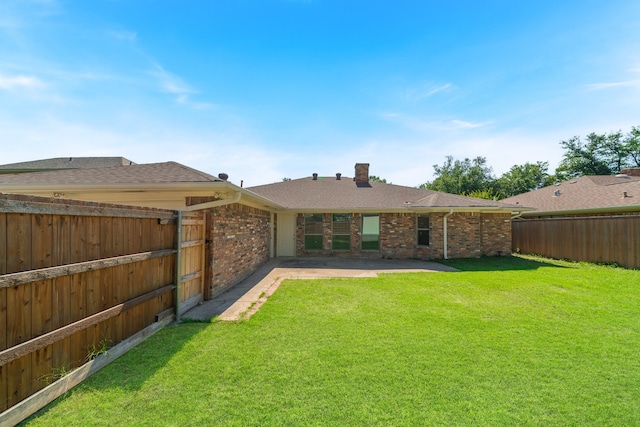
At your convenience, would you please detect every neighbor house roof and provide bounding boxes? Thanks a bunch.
[501,174,640,216]
[0,161,283,211]
[248,175,524,212]
[0,157,136,173]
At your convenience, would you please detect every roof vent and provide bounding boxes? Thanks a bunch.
[553,189,561,197]
[312,173,318,180]
[218,173,229,181]
[615,174,629,178]
[336,173,342,180]
[623,191,629,198]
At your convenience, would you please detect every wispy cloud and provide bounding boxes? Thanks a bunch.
[150,63,215,109]
[450,119,490,129]
[0,74,45,90]
[106,29,137,43]
[380,112,490,132]
[403,82,453,100]
[151,63,194,95]
[586,79,640,91]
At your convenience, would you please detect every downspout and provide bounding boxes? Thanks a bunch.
[443,209,454,260]
[184,191,241,211]
[175,210,183,322]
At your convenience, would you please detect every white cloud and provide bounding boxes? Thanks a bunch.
[586,80,640,90]
[0,74,45,90]
[450,119,491,129]
[106,29,137,43]
[403,82,453,100]
[380,112,490,133]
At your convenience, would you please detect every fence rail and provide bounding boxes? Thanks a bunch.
[0,194,206,418]
[512,215,640,269]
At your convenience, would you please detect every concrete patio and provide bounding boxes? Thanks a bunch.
[183,257,458,321]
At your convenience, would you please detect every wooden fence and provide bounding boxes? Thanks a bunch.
[512,215,640,269]
[0,194,206,419]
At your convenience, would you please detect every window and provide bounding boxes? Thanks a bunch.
[417,214,430,246]
[332,214,351,250]
[362,214,380,250]
[304,214,323,250]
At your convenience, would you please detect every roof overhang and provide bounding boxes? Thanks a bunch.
[518,204,640,217]
[0,181,285,211]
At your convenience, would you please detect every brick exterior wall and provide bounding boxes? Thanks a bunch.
[293,211,511,259]
[206,203,271,298]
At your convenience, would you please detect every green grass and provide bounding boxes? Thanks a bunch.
[23,256,640,426]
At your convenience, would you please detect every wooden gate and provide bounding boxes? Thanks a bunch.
[176,210,206,318]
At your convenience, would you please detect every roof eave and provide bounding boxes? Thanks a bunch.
[520,205,640,217]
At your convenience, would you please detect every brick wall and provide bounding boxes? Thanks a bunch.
[293,211,511,259]
[206,203,271,298]
[480,213,512,256]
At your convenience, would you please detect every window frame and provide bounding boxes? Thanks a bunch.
[304,213,323,250]
[361,214,380,251]
[331,213,351,250]
[417,214,430,247]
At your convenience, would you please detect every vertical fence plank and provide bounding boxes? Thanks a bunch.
[0,211,6,410]
[7,213,32,274]
[513,216,640,268]
[31,214,53,270]
[0,212,7,274]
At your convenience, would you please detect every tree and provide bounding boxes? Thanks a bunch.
[496,161,555,198]
[420,156,495,196]
[555,126,640,179]
[369,175,389,183]
[555,133,611,179]
[625,126,640,167]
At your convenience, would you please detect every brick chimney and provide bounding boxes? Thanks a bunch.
[354,163,369,184]
[620,167,640,177]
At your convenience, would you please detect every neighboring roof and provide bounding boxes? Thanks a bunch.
[248,176,523,212]
[0,161,221,186]
[0,157,136,172]
[501,174,640,216]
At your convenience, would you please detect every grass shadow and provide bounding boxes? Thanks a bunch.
[21,322,209,424]
[439,254,568,272]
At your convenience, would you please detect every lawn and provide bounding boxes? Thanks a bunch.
[23,256,640,426]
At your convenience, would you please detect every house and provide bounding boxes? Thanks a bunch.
[0,160,526,298]
[501,169,640,218]
[501,168,640,268]
[0,157,137,174]
[0,161,284,298]
[249,163,525,260]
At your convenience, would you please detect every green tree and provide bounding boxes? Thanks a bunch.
[420,156,495,195]
[625,126,640,167]
[369,175,389,183]
[496,161,555,198]
[556,126,640,179]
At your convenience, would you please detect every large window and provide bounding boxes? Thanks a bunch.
[304,214,323,250]
[362,214,380,250]
[417,214,430,246]
[332,214,351,250]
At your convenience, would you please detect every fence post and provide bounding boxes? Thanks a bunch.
[175,211,183,322]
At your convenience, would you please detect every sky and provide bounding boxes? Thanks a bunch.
[1,0,639,187]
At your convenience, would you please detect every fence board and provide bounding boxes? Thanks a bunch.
[513,216,640,269]
[0,212,6,275]
[7,213,32,274]
[1,195,183,418]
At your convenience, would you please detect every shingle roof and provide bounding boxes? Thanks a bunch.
[248,176,521,211]
[0,157,136,171]
[501,174,640,215]
[0,161,222,185]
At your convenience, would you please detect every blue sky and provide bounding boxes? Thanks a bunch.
[1,0,639,187]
